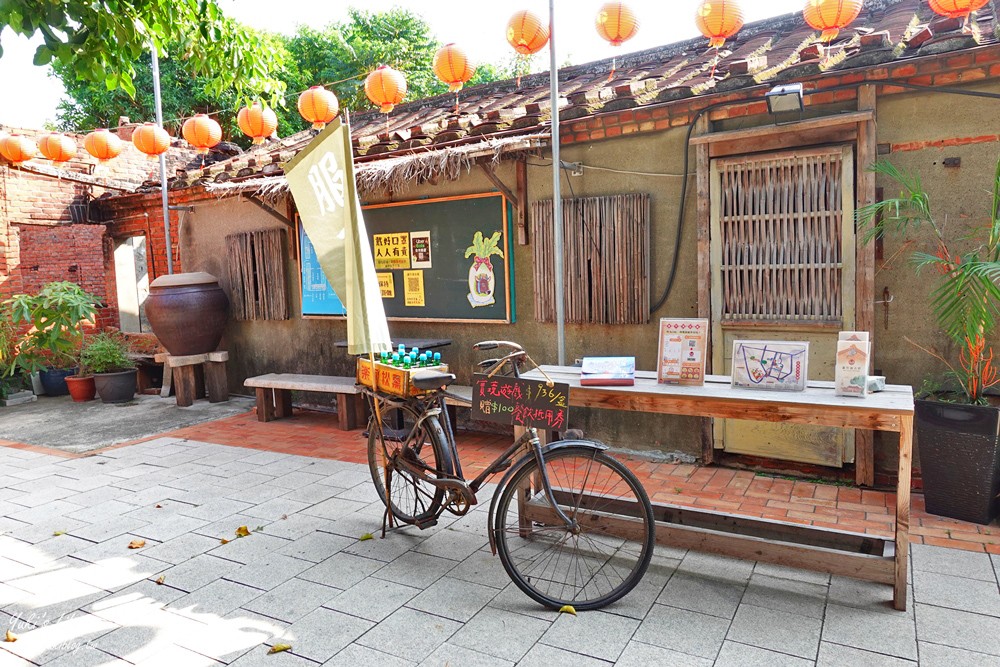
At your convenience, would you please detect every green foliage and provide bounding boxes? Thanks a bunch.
[4,282,99,375]
[857,159,1000,404]
[81,333,136,374]
[0,0,286,103]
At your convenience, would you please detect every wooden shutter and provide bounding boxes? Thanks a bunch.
[226,228,290,321]
[531,193,650,325]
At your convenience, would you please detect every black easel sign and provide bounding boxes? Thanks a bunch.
[471,374,570,431]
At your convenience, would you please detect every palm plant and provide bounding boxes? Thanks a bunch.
[858,159,1000,404]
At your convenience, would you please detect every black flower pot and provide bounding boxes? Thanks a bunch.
[39,367,78,396]
[93,370,138,404]
[915,399,1000,525]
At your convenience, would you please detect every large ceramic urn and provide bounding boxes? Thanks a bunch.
[145,272,230,356]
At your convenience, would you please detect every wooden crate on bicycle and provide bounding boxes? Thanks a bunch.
[356,357,450,397]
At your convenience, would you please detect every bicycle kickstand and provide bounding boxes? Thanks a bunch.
[380,463,396,538]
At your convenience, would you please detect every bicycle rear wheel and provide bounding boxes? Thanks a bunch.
[493,446,655,611]
[367,403,451,525]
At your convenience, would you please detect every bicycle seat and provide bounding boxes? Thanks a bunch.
[411,370,456,391]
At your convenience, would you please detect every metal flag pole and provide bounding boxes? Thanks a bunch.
[150,42,173,274]
[549,0,565,366]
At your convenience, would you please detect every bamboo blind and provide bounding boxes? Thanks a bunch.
[225,228,290,321]
[717,152,845,323]
[531,193,650,325]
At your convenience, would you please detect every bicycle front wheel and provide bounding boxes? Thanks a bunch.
[367,403,451,525]
[493,446,655,611]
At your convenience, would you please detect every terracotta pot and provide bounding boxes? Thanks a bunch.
[65,375,96,402]
[145,272,230,356]
[94,370,138,404]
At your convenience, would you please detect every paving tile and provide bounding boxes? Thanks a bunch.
[372,551,456,588]
[315,468,371,489]
[539,609,638,662]
[298,552,384,590]
[715,640,814,666]
[517,643,611,667]
[727,603,821,659]
[276,530,354,562]
[4,569,111,621]
[598,558,674,621]
[176,498,254,522]
[448,606,550,662]
[68,517,150,544]
[676,551,755,583]
[139,533,221,565]
[12,533,93,563]
[657,570,745,619]
[342,530,426,562]
[323,643,416,667]
[6,500,86,525]
[323,576,420,622]
[258,513,334,541]
[2,611,118,665]
[299,496,369,521]
[828,575,912,616]
[207,532,291,565]
[130,514,209,543]
[170,612,278,663]
[333,481,383,504]
[87,624,185,664]
[167,579,263,620]
[130,643,222,666]
[819,642,919,666]
[67,554,169,592]
[822,602,917,660]
[613,640,712,667]
[412,527,489,562]
[446,549,515,590]
[911,543,996,582]
[742,573,827,619]
[631,603,729,660]
[227,644,319,667]
[407,576,499,623]
[359,606,463,662]
[269,470,329,490]
[85,579,187,615]
[224,552,312,591]
[6,485,77,508]
[916,602,1000,656]
[279,483,340,505]
[65,500,137,524]
[69,535,163,565]
[913,569,1000,616]
[241,576,341,623]
[278,607,373,663]
[417,642,513,667]
[918,641,1000,666]
[242,497,311,522]
[224,483,290,505]
[153,554,240,593]
[189,513,264,540]
[37,644,131,666]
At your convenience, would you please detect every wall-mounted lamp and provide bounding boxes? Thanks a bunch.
[766,83,805,114]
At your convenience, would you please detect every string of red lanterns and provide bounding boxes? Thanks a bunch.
[804,0,864,43]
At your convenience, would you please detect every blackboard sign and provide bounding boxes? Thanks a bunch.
[297,217,347,316]
[296,193,514,322]
[472,374,570,431]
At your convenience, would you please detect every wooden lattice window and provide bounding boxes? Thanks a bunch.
[531,193,650,324]
[226,228,290,321]
[710,147,855,325]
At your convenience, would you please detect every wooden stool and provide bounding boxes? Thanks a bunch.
[155,351,229,407]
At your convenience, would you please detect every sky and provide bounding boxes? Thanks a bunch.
[0,0,805,130]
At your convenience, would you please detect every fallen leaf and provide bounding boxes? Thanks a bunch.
[267,644,292,654]
[127,539,146,550]
[359,533,374,541]
[558,605,577,616]
[280,514,288,520]
[235,526,251,538]
[52,530,65,536]
[254,526,264,533]
[155,504,163,509]
[155,576,165,585]
[220,538,230,545]
[4,630,16,642]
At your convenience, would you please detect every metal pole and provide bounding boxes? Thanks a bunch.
[549,0,565,366]
[150,42,173,274]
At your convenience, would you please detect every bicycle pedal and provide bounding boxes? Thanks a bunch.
[414,518,438,530]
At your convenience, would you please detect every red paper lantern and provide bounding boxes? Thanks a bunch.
[132,123,170,157]
[182,114,222,154]
[38,133,77,164]
[506,10,549,55]
[238,102,278,145]
[365,65,407,114]
[0,135,37,165]
[297,86,339,130]
[803,0,864,43]
[84,129,124,162]
[695,0,745,49]
[596,2,639,47]
[928,0,989,19]
[433,44,476,93]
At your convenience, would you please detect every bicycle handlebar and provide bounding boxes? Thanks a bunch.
[473,340,524,352]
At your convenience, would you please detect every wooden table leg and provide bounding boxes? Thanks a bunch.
[336,394,353,431]
[205,361,229,403]
[194,364,206,399]
[894,414,913,611]
[256,387,274,422]
[174,366,197,408]
[274,388,293,419]
[160,365,173,398]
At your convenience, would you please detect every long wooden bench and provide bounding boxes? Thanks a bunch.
[244,374,366,430]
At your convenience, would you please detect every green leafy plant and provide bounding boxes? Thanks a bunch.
[80,333,136,374]
[858,159,1000,405]
[465,231,505,261]
[4,282,99,375]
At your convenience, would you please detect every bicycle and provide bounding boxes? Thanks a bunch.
[361,340,655,611]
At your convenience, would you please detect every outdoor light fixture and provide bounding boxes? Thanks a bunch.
[766,83,805,114]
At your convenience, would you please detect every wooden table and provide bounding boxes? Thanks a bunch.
[520,366,915,611]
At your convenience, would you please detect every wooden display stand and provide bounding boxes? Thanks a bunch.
[155,351,229,407]
[521,366,914,611]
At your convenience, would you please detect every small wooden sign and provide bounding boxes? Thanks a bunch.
[472,374,570,431]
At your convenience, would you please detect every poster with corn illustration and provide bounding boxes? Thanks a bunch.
[465,231,505,307]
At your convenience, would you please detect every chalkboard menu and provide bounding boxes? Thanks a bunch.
[472,374,570,431]
[296,193,515,322]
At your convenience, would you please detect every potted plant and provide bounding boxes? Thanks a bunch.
[81,333,137,404]
[0,311,34,406]
[4,281,99,396]
[860,158,1000,524]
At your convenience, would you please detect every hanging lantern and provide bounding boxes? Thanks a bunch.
[182,114,222,154]
[132,122,170,157]
[297,86,339,130]
[928,0,989,19]
[695,0,745,49]
[237,102,278,145]
[596,2,639,47]
[803,0,864,43]
[433,44,475,93]
[84,129,123,162]
[37,133,77,164]
[365,65,407,114]
[0,135,37,165]
[506,10,549,55]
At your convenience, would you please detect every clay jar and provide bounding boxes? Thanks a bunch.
[145,272,230,356]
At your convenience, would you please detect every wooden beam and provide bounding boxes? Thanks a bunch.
[479,163,519,210]
[515,158,529,245]
[690,111,874,146]
[242,193,293,228]
[14,162,136,192]
[856,84,878,488]
[695,115,715,466]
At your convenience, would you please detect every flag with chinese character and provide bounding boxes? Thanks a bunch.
[285,118,392,355]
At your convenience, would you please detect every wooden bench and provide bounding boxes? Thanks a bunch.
[244,374,366,430]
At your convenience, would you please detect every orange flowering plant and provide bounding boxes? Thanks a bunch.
[858,158,1000,405]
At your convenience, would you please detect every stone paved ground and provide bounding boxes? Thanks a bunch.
[3,436,1000,666]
